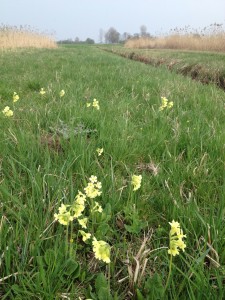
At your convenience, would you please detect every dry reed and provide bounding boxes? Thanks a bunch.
[0,26,57,49]
[125,24,225,52]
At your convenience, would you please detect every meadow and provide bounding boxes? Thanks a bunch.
[0,44,225,299]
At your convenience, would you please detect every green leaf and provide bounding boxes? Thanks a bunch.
[144,274,164,299]
[96,223,111,238]
[44,249,56,266]
[95,273,112,300]
[136,289,145,300]
[124,218,147,234]
[95,273,108,290]
[63,258,80,277]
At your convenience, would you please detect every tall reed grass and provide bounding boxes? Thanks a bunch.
[125,24,225,52]
[0,25,57,49]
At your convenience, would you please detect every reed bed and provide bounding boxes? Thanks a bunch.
[0,25,57,49]
[125,24,225,52]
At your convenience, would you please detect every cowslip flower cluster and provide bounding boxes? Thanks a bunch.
[40,88,46,95]
[86,98,100,110]
[84,176,102,199]
[168,220,186,256]
[96,148,103,156]
[54,175,110,263]
[54,203,73,225]
[159,96,173,111]
[59,89,65,98]
[2,106,13,117]
[92,237,111,263]
[131,174,142,191]
[13,92,19,102]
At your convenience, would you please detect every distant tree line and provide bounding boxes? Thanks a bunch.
[101,25,152,44]
[57,25,152,45]
[57,37,95,45]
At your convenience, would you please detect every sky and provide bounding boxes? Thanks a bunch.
[1,0,225,42]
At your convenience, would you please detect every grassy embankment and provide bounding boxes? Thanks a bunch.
[101,45,225,91]
[0,45,225,299]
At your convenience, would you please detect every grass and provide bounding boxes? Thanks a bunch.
[0,25,57,49]
[101,45,225,90]
[0,44,225,299]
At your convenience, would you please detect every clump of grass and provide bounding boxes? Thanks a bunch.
[0,25,57,49]
[125,23,225,52]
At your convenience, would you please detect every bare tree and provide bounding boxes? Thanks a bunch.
[99,28,104,44]
[105,27,120,44]
[140,25,147,37]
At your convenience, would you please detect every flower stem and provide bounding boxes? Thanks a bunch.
[165,254,173,292]
[65,225,69,257]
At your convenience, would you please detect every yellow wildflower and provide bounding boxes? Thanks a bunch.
[131,174,142,191]
[54,203,73,226]
[92,98,100,110]
[84,177,102,199]
[2,106,13,117]
[78,217,88,229]
[71,197,85,218]
[168,220,180,235]
[59,89,65,97]
[96,148,104,156]
[91,201,103,213]
[79,230,91,242]
[167,101,173,108]
[76,191,87,202]
[168,241,180,256]
[86,102,91,107]
[159,97,173,111]
[13,92,19,102]
[40,88,46,95]
[92,238,110,263]
[168,220,186,257]
[89,175,98,183]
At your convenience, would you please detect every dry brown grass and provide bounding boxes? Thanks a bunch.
[125,24,225,52]
[0,26,57,49]
[125,34,225,52]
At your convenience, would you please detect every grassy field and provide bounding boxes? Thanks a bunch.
[101,46,225,91]
[0,45,225,299]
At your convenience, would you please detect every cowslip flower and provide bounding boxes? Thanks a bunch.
[167,101,173,108]
[92,99,100,110]
[159,96,173,111]
[13,92,19,102]
[92,238,110,263]
[131,175,142,191]
[168,220,181,235]
[91,201,103,213]
[168,220,186,256]
[89,175,97,183]
[78,217,88,229]
[59,89,65,98]
[71,195,86,218]
[2,106,13,117]
[86,102,91,107]
[84,176,102,199]
[40,88,46,95]
[96,148,103,156]
[79,230,91,242]
[54,203,73,225]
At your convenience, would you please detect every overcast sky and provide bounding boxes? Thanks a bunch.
[1,0,225,42]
